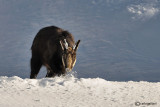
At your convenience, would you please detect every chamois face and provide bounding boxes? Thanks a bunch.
[62,47,76,72]
[60,39,80,72]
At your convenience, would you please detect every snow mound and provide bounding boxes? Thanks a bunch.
[0,76,160,107]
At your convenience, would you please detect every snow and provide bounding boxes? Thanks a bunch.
[0,76,159,107]
[127,3,159,20]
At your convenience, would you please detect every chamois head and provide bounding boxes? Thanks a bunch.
[60,39,80,72]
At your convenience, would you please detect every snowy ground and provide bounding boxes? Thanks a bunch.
[0,75,159,107]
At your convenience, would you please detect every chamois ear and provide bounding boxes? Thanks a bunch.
[60,40,64,51]
[74,40,80,51]
[64,39,68,49]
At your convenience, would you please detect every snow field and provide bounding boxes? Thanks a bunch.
[0,76,160,107]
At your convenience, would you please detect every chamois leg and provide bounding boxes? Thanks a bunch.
[30,56,42,79]
[45,69,56,78]
[45,64,56,78]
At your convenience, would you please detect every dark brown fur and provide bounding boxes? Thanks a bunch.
[30,26,80,79]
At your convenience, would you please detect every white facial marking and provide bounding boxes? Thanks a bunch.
[72,59,76,68]
[62,56,65,67]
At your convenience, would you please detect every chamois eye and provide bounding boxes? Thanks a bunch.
[72,54,76,58]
